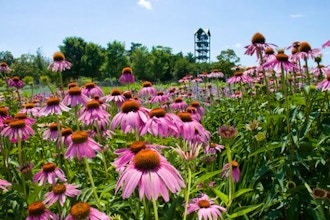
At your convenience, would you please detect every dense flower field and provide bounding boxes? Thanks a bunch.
[0,33,330,219]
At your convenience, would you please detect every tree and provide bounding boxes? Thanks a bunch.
[172,56,195,80]
[103,41,128,81]
[81,42,105,81]
[59,37,87,82]
[150,46,174,82]
[130,46,152,81]
[214,49,240,78]
[34,48,50,83]
[10,54,38,79]
[0,51,14,66]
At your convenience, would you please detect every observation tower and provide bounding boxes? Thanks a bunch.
[194,28,211,63]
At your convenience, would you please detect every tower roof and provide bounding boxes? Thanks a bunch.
[195,28,211,36]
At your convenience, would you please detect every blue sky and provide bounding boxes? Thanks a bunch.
[1,0,330,67]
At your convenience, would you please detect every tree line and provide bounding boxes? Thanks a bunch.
[0,36,241,85]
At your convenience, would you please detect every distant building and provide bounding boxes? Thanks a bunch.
[194,28,211,63]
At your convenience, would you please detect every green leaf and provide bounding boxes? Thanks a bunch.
[213,189,229,204]
[192,170,220,188]
[230,203,263,218]
[248,142,281,157]
[99,181,116,200]
[233,188,253,199]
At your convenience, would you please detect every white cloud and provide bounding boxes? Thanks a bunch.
[290,14,304,18]
[138,0,152,10]
[234,43,242,48]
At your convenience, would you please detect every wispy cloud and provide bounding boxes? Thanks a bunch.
[138,0,152,10]
[290,14,304,18]
[234,43,242,48]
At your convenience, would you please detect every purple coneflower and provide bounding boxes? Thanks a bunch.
[191,77,203,83]
[93,95,110,110]
[27,201,58,220]
[262,47,276,62]
[119,67,135,84]
[59,127,73,147]
[78,100,110,129]
[231,91,243,98]
[316,74,330,91]
[243,66,257,76]
[101,88,125,107]
[227,71,253,84]
[150,91,171,104]
[111,99,149,134]
[8,76,24,89]
[218,125,238,139]
[139,81,157,97]
[167,87,178,97]
[221,160,240,182]
[0,178,11,192]
[14,113,35,126]
[169,97,187,111]
[67,81,78,89]
[0,107,9,121]
[65,202,110,220]
[33,162,66,185]
[204,143,225,154]
[263,50,298,72]
[140,107,180,138]
[39,97,70,116]
[81,82,104,98]
[311,64,329,78]
[186,106,201,122]
[62,86,90,107]
[43,122,59,141]
[115,149,185,202]
[65,131,101,160]
[19,103,40,118]
[48,52,72,72]
[296,41,321,60]
[1,119,34,141]
[190,101,205,116]
[44,183,81,206]
[207,69,224,79]
[187,193,226,220]
[112,141,161,172]
[244,32,277,59]
[122,90,133,100]
[177,112,210,144]
[0,61,10,73]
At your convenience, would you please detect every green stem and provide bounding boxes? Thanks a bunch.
[183,166,192,220]
[93,121,110,179]
[152,196,159,220]
[257,47,271,112]
[58,71,65,99]
[17,136,27,201]
[281,63,294,178]
[16,88,22,107]
[143,196,150,220]
[74,105,80,131]
[304,58,311,85]
[225,143,234,209]
[84,157,101,209]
